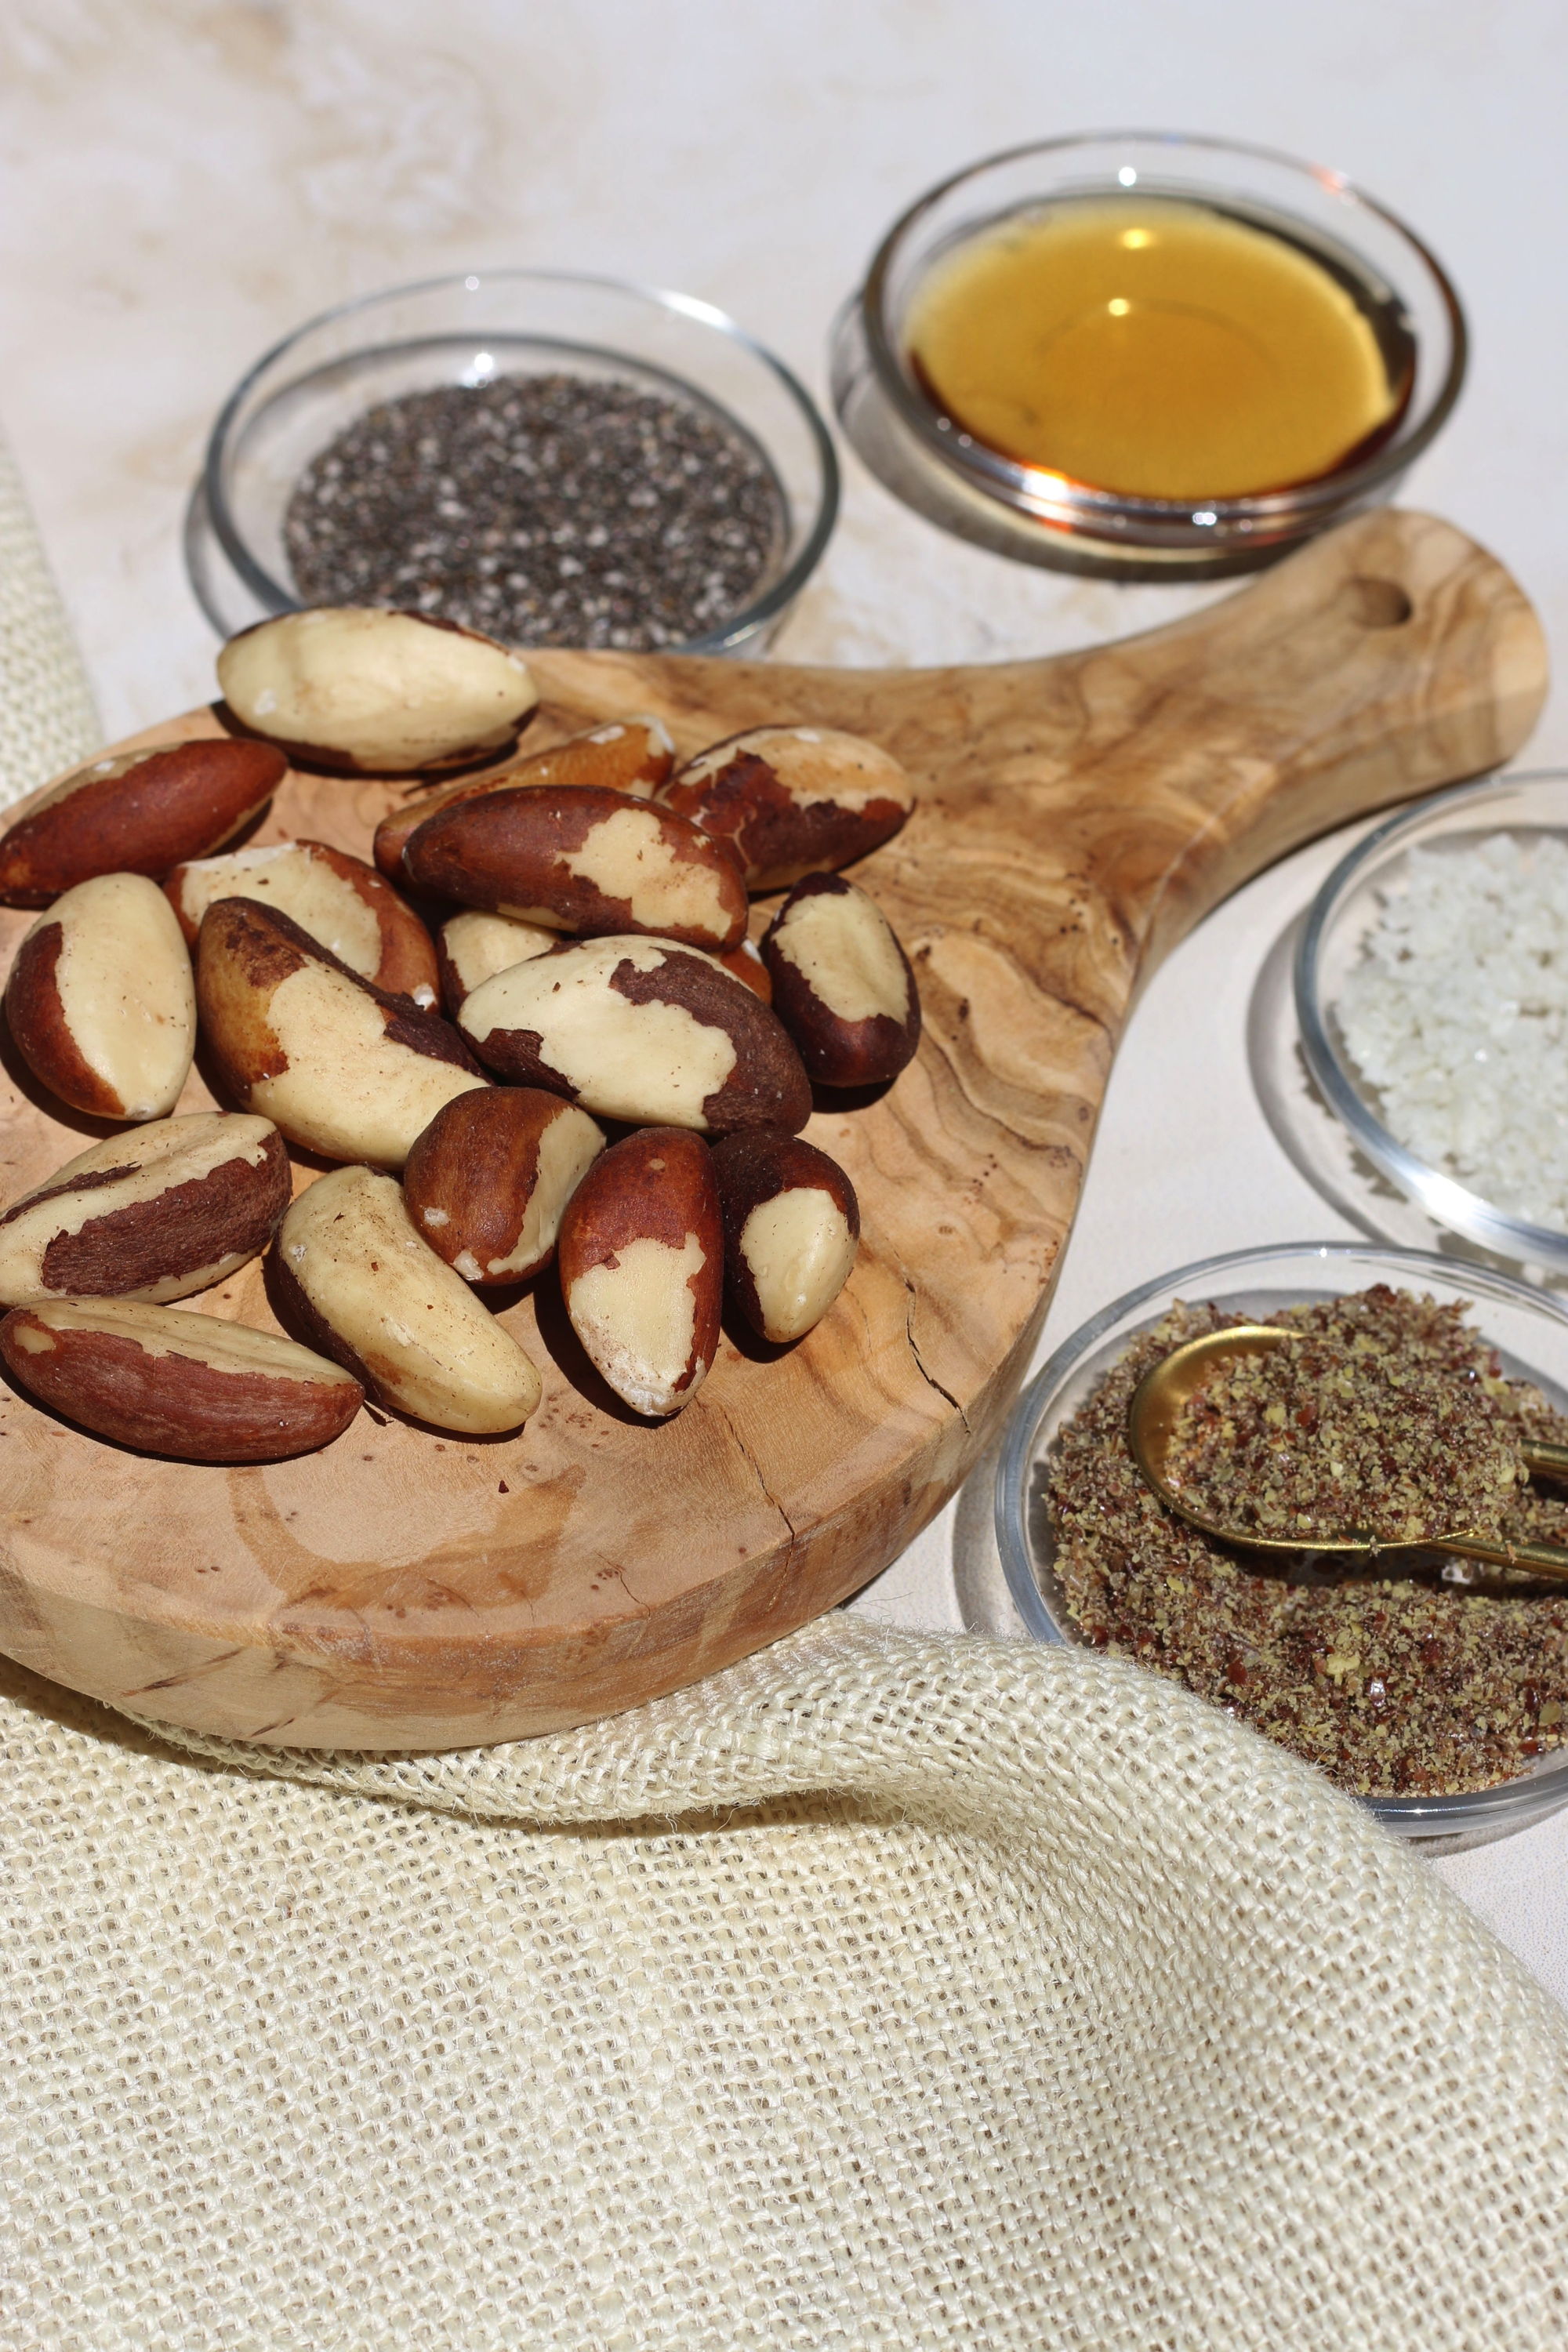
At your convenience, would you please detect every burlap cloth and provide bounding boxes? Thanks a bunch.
[2,434,1567,2349]
[0,430,99,808]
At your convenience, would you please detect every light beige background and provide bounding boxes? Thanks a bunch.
[4,0,1567,734]
[2,0,1566,1995]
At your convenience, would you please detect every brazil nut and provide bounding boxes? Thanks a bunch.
[660,725,915,891]
[197,898,486,1169]
[402,786,748,953]
[717,936,771,1003]
[166,837,439,1006]
[0,737,284,908]
[458,935,811,1134]
[436,910,557,1017]
[271,1164,543,1432]
[5,873,197,1121]
[372,713,675,878]
[0,1297,361,1462]
[0,1112,290,1307]
[760,873,921,1087]
[404,1088,604,1284]
[216,608,539,776]
[557,1127,723,1417]
[710,1129,860,1344]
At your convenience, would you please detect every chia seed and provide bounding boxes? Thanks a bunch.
[1041,1287,1568,1797]
[283,372,784,652]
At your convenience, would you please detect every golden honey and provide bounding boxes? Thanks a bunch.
[906,195,1414,503]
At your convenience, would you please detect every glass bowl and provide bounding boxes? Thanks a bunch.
[832,130,1465,582]
[188,268,839,653]
[996,1241,1568,1848]
[1297,771,1568,1275]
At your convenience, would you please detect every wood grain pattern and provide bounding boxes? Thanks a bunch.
[0,510,1548,1748]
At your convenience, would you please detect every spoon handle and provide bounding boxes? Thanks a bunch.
[1521,1438,1568,1483]
[1434,1532,1568,1583]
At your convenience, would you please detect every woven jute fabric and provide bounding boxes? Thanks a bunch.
[2,434,1567,2348]
[2,1621,1566,2350]
[0,429,100,809]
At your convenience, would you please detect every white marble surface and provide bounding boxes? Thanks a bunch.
[2,2,1567,1994]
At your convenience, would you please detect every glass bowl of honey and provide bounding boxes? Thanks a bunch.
[832,132,1466,580]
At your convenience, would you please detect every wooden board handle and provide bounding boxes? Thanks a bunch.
[1049,507,1550,968]
[526,507,1548,981]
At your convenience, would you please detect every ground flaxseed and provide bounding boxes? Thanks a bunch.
[284,373,783,652]
[1162,1290,1524,1545]
[1042,1286,1568,1796]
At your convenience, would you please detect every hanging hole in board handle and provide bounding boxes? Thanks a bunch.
[1338,575,1415,629]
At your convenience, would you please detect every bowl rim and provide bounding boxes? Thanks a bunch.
[1294,768,1568,1269]
[857,127,1468,536]
[200,264,840,653]
[994,1236,1568,1834]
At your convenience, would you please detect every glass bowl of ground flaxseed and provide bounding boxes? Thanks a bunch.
[190,270,838,655]
[996,1242,1568,1849]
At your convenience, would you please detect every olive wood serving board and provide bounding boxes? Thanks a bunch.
[0,510,1548,1748]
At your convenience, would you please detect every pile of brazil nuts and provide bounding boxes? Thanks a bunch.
[0,606,921,1461]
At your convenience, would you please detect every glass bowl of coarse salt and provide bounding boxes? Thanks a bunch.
[1297,771,1568,1273]
[187,269,839,655]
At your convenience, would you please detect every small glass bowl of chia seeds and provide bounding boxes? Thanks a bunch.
[189,269,838,655]
[996,1241,1568,1850]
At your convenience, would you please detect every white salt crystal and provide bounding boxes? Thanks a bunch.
[1336,831,1568,1231]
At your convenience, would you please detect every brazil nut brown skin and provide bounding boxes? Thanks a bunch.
[760,873,921,1088]
[557,1127,723,1417]
[0,1298,362,1462]
[166,839,439,1007]
[196,898,486,1169]
[458,935,811,1134]
[372,714,675,878]
[403,1088,604,1284]
[659,725,915,893]
[0,1112,290,1307]
[6,921,122,1117]
[0,738,284,908]
[216,608,539,775]
[710,1130,860,1345]
[6,873,198,1120]
[402,786,749,953]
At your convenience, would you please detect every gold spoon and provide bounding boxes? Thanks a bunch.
[1127,1323,1568,1581]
